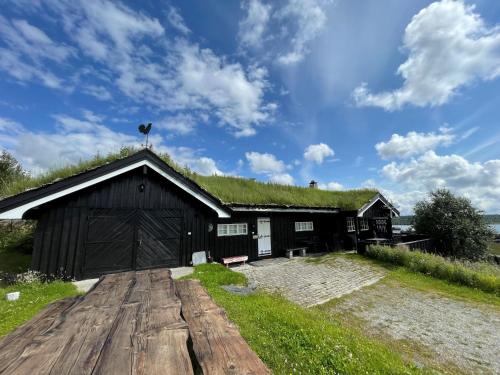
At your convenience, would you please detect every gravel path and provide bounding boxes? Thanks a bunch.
[332,284,500,374]
[235,256,385,307]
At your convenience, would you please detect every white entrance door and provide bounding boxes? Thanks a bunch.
[257,217,272,256]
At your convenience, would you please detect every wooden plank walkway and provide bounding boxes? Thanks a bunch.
[176,279,270,375]
[0,269,193,375]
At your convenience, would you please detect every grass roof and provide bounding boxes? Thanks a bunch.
[1,148,378,211]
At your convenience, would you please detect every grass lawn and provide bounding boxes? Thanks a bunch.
[184,263,423,374]
[0,281,79,337]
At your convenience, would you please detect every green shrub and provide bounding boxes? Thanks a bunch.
[0,224,34,275]
[413,189,494,260]
[366,245,500,295]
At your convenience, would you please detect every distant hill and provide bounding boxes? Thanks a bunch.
[393,215,500,225]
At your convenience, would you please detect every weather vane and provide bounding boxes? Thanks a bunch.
[138,123,152,149]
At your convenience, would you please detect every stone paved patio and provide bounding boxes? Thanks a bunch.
[234,256,385,307]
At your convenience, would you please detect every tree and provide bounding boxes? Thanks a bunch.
[413,189,494,260]
[0,150,27,196]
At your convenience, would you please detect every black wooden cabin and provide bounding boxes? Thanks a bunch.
[0,150,398,280]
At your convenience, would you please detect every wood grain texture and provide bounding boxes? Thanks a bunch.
[176,279,271,375]
[0,269,193,375]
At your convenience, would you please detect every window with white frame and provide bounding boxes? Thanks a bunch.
[295,221,314,232]
[359,218,369,231]
[346,217,356,232]
[217,223,248,236]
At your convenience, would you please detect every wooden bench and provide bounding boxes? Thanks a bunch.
[222,255,248,267]
[176,280,270,374]
[286,247,307,259]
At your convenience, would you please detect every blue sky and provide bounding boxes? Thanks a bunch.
[1,0,499,214]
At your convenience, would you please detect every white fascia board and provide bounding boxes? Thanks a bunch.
[357,197,398,217]
[0,160,231,219]
[231,206,339,214]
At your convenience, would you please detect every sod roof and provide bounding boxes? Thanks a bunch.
[0,148,380,211]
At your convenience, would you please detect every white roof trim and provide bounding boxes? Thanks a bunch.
[357,196,398,217]
[0,160,231,219]
[231,206,339,214]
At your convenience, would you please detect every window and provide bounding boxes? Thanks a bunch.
[295,221,314,232]
[346,217,356,232]
[359,219,369,231]
[217,223,248,236]
[375,219,387,233]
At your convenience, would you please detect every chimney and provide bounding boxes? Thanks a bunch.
[309,180,318,189]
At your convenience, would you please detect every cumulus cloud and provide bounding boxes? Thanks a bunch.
[381,151,500,212]
[0,1,275,137]
[238,0,271,48]
[303,143,334,164]
[245,151,294,184]
[318,181,343,190]
[0,115,224,176]
[353,0,500,110]
[375,128,455,159]
[270,173,294,185]
[245,151,285,174]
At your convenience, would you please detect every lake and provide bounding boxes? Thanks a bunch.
[394,224,500,234]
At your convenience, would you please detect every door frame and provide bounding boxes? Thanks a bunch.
[257,217,272,257]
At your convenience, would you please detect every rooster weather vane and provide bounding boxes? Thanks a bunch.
[138,123,152,149]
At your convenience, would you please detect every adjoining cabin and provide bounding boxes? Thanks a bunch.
[0,149,399,280]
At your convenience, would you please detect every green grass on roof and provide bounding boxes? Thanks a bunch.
[189,174,377,210]
[1,148,378,210]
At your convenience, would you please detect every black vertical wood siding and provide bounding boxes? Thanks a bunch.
[28,166,343,279]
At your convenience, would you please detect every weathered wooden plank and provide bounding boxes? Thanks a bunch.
[0,298,78,373]
[93,269,193,375]
[0,272,135,375]
[176,279,271,375]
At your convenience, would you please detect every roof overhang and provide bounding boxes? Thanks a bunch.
[0,159,231,219]
[357,194,400,217]
[229,205,340,214]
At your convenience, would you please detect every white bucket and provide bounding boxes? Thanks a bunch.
[6,292,20,301]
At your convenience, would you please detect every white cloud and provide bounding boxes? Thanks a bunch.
[245,151,285,174]
[238,0,271,48]
[381,151,500,212]
[82,85,112,101]
[0,115,224,176]
[275,0,329,65]
[318,181,343,190]
[353,0,500,110]
[270,173,294,185]
[303,143,334,164]
[157,114,197,136]
[237,0,330,65]
[244,151,295,184]
[167,6,191,35]
[1,1,275,137]
[375,128,455,159]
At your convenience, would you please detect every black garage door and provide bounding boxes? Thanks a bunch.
[83,209,181,278]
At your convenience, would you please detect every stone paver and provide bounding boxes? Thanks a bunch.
[235,256,385,307]
[332,284,500,374]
